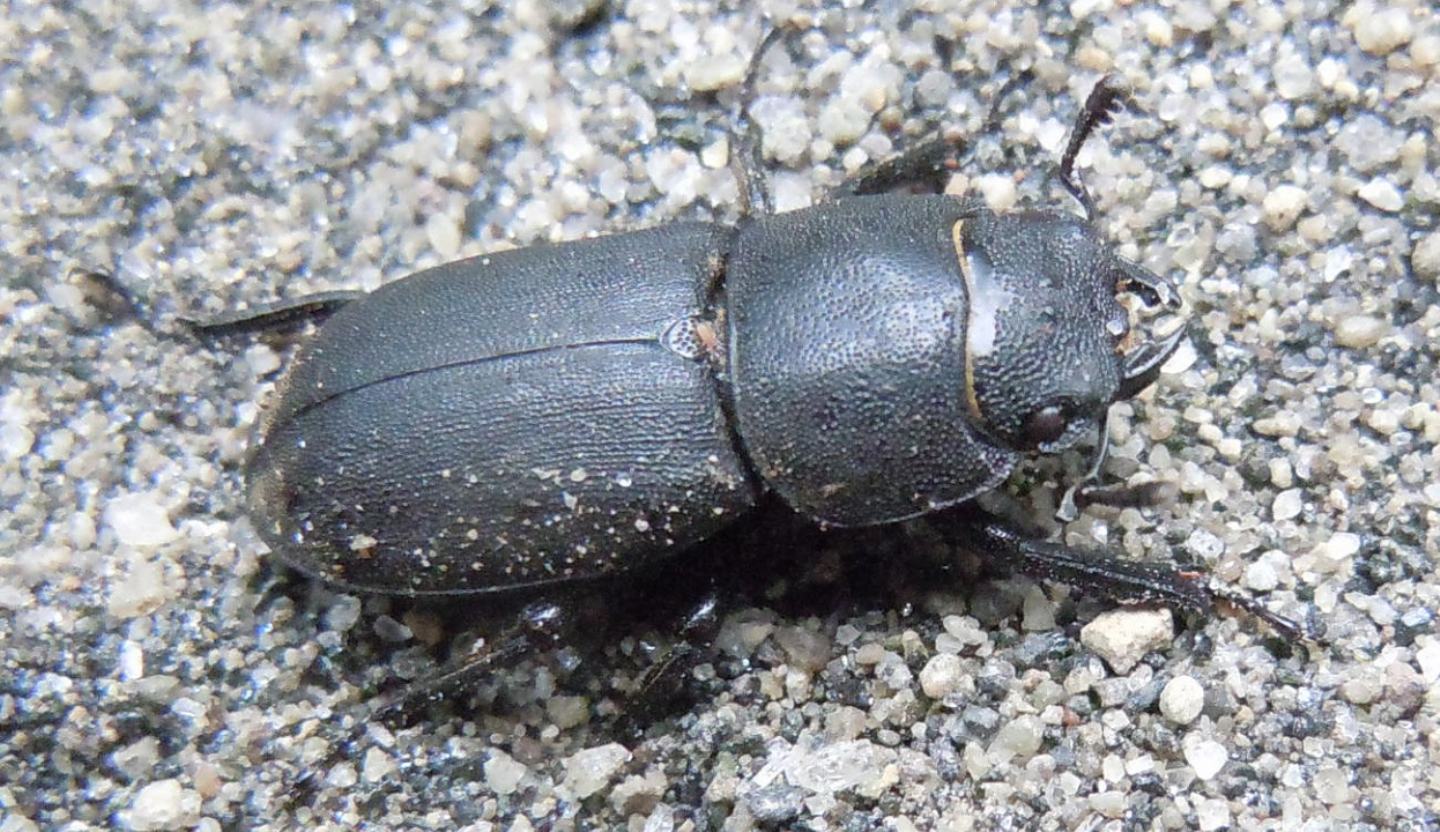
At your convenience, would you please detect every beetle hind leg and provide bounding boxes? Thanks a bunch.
[363,600,576,727]
[183,289,364,338]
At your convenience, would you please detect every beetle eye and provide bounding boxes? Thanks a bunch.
[1023,405,1068,446]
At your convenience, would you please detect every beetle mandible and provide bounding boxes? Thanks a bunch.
[203,31,1307,679]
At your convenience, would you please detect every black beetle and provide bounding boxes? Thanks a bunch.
[201,35,1306,702]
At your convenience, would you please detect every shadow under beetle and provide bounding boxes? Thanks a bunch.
[202,30,1310,721]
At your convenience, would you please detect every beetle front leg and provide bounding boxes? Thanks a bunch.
[936,507,1315,642]
[826,130,965,198]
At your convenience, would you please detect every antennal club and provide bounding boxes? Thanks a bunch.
[1058,75,1130,220]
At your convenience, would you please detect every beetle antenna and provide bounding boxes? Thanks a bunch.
[1057,75,1130,221]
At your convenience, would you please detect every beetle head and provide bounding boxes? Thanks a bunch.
[954,208,1182,455]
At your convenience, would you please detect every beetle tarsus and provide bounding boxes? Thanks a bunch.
[281,600,575,806]
[981,69,1035,133]
[739,26,1000,206]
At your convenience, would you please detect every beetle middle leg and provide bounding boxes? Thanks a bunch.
[275,600,578,806]
[615,589,724,736]
[731,26,786,217]
[376,587,726,741]
[733,25,965,207]
[935,506,1315,642]
[362,581,728,728]
[736,28,1033,204]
